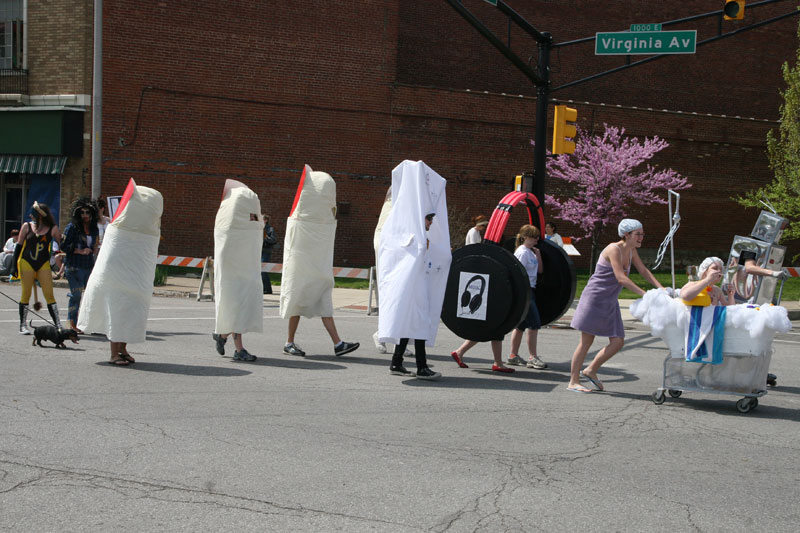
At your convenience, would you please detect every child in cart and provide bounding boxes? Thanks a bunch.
[680,257,735,307]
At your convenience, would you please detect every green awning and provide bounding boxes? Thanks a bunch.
[0,154,67,174]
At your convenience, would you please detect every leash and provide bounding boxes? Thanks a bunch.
[0,288,56,326]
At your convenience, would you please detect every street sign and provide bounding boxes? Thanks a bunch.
[595,30,696,55]
[630,24,662,32]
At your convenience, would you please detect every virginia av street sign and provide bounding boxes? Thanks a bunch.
[595,30,697,55]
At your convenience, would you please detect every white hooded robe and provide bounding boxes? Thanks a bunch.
[378,160,451,346]
[279,165,337,319]
[77,179,163,343]
[214,179,264,335]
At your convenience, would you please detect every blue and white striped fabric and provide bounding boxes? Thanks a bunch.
[685,305,727,364]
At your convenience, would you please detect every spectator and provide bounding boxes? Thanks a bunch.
[60,198,99,332]
[465,215,488,245]
[261,213,278,294]
[0,229,19,276]
[95,197,112,246]
[544,222,563,248]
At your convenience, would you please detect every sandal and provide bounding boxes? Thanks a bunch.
[108,358,130,366]
[120,353,136,363]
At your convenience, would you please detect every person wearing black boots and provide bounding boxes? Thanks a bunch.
[11,202,63,334]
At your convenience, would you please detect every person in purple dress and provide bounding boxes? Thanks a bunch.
[567,219,663,392]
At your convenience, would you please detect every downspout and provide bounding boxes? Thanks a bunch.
[91,0,102,199]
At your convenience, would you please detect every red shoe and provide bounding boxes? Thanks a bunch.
[450,351,469,368]
[491,365,515,373]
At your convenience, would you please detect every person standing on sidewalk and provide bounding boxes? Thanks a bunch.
[261,214,277,295]
[60,197,99,332]
[377,160,451,380]
[507,224,547,370]
[211,180,263,362]
[279,165,359,358]
[567,219,663,392]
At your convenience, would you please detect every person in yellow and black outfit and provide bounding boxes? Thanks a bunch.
[11,202,63,334]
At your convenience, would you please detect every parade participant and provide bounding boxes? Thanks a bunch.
[371,187,413,356]
[544,222,563,248]
[378,160,451,380]
[211,179,263,362]
[465,215,488,245]
[60,197,99,332]
[567,219,663,392]
[11,202,63,334]
[680,257,734,306]
[77,179,163,366]
[507,225,546,369]
[280,165,359,357]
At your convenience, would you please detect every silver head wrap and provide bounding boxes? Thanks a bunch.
[698,256,723,279]
[617,218,642,237]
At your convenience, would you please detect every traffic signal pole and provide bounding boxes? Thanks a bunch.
[444,0,551,215]
[532,35,551,204]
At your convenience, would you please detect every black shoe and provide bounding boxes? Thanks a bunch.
[213,333,226,356]
[415,367,442,381]
[335,341,360,356]
[390,365,413,376]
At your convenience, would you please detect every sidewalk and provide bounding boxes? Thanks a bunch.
[51,275,800,322]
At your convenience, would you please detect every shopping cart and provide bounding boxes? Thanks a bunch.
[651,325,774,413]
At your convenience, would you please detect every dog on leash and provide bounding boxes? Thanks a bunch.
[32,324,80,349]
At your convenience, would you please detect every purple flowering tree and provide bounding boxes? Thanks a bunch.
[543,124,691,270]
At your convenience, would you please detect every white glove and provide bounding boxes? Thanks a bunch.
[772,270,789,281]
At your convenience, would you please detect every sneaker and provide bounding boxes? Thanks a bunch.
[335,341,360,356]
[390,365,413,376]
[212,333,226,356]
[507,355,525,366]
[415,367,442,381]
[19,324,32,335]
[283,342,305,357]
[527,355,548,369]
[233,348,257,362]
[373,332,388,354]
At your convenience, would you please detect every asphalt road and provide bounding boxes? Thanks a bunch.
[2,286,799,532]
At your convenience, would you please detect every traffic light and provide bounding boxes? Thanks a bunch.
[724,1,744,20]
[552,105,578,155]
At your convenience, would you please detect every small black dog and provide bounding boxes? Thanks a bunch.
[32,324,80,349]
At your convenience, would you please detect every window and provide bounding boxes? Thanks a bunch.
[0,0,24,70]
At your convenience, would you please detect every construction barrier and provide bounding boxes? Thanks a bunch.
[157,255,370,279]
[784,267,800,277]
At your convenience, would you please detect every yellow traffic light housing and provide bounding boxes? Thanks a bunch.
[552,105,578,155]
[724,1,744,20]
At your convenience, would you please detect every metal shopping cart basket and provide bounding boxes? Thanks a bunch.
[651,325,775,413]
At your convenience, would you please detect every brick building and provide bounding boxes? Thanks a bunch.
[0,0,92,237]
[3,1,798,268]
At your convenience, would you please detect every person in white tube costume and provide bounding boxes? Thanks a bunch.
[211,179,264,362]
[378,160,451,380]
[77,179,163,366]
[280,165,359,357]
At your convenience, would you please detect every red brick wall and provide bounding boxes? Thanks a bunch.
[99,0,799,268]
